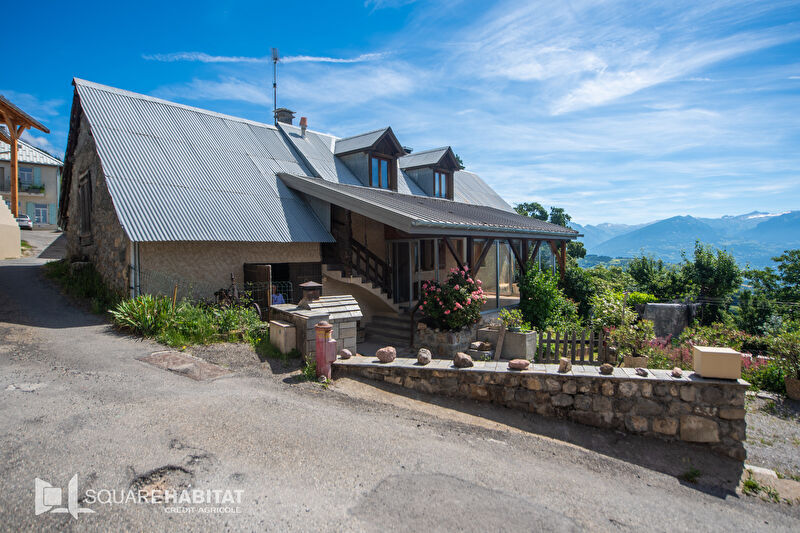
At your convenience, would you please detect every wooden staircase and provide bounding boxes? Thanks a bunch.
[322,264,403,314]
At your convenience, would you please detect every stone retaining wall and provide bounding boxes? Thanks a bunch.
[333,357,749,460]
[414,324,477,357]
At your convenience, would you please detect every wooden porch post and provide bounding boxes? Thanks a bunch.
[442,236,464,271]
[0,97,51,218]
[466,237,474,271]
[547,240,567,280]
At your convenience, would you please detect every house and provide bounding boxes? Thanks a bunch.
[1,136,62,226]
[59,79,578,323]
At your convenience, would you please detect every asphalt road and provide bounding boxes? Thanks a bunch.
[0,251,798,531]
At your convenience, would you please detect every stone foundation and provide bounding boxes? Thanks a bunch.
[333,357,749,460]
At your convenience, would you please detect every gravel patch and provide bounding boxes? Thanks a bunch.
[744,393,800,480]
[190,342,304,379]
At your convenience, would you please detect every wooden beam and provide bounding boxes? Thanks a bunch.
[0,129,11,144]
[466,237,474,270]
[510,239,526,273]
[531,240,542,266]
[9,136,18,217]
[548,240,566,280]
[472,238,495,273]
[442,236,464,271]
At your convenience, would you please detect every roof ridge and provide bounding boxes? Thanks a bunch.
[335,126,390,142]
[399,146,450,157]
[73,78,279,131]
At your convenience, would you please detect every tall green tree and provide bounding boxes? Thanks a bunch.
[682,241,742,324]
[549,207,572,227]
[514,202,547,220]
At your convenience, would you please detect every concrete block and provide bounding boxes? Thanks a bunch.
[692,346,741,380]
[269,320,296,354]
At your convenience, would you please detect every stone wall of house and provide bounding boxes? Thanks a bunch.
[138,241,321,297]
[63,112,130,294]
[333,358,749,460]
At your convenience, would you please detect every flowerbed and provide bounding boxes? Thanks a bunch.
[418,268,487,331]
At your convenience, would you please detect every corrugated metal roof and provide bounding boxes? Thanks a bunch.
[73,79,333,243]
[454,170,514,213]
[278,123,362,185]
[279,173,578,239]
[333,127,389,155]
[398,147,453,169]
[0,138,63,167]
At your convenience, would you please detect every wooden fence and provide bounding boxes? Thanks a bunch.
[534,329,613,365]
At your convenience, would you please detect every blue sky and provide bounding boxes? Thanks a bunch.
[6,0,800,224]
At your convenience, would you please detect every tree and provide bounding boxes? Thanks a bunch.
[567,241,586,259]
[625,255,686,300]
[454,153,466,170]
[682,241,742,324]
[549,207,571,227]
[514,202,547,220]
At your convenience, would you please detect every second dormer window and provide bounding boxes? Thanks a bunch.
[370,155,391,189]
[434,171,448,198]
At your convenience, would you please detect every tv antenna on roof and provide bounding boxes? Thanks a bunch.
[272,48,279,124]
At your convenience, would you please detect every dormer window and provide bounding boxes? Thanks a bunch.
[434,171,449,198]
[370,155,392,190]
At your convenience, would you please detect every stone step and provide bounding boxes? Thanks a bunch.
[466,349,494,361]
[477,327,500,344]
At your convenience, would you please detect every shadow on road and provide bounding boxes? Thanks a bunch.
[339,375,745,498]
[38,234,67,259]
[0,263,105,329]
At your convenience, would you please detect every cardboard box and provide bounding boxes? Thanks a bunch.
[692,346,741,380]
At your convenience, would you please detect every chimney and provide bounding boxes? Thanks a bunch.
[274,107,295,125]
[403,146,413,154]
[297,280,323,309]
[299,116,308,136]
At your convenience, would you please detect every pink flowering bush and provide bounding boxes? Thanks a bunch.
[418,267,487,331]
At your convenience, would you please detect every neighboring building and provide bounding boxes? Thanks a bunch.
[59,79,578,321]
[0,136,63,226]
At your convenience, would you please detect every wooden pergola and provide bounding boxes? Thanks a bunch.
[0,95,50,217]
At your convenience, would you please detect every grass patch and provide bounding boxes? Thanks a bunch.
[44,259,122,314]
[742,472,781,503]
[110,294,265,348]
[20,240,32,251]
[301,359,318,382]
[680,468,701,484]
[255,337,301,362]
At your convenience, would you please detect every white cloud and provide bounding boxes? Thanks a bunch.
[142,51,384,64]
[21,130,59,156]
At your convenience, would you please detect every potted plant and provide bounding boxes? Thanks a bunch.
[773,330,800,400]
[609,320,655,368]
[499,308,526,333]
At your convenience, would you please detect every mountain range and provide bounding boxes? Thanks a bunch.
[572,211,800,268]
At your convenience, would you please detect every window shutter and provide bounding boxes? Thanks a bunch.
[26,202,35,217]
[33,167,42,186]
[49,204,57,225]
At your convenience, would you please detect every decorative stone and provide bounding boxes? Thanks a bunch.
[453,352,474,368]
[671,367,683,378]
[338,349,353,360]
[599,363,613,375]
[470,340,492,351]
[508,359,530,370]
[376,346,397,363]
[417,348,432,365]
[558,357,572,373]
[680,415,720,443]
[635,367,648,377]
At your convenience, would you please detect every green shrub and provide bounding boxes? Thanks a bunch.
[772,329,800,380]
[519,266,581,331]
[560,266,596,319]
[498,308,529,332]
[110,295,263,347]
[626,291,658,305]
[608,320,656,358]
[110,295,174,336]
[590,290,628,331]
[677,322,752,351]
[743,360,786,394]
[418,268,486,331]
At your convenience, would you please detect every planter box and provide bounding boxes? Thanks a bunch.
[623,355,648,368]
[692,346,741,380]
[415,324,477,357]
[269,320,296,354]
[501,331,536,360]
